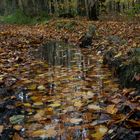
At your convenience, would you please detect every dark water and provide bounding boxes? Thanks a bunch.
[34,41,84,67]
[20,42,118,140]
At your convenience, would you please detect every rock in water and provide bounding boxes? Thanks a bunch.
[79,25,96,48]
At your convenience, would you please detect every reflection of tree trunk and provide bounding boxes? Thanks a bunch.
[87,0,99,20]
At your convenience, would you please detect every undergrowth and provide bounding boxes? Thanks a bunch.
[0,10,51,25]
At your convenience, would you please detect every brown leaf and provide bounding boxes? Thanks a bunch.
[106,105,118,114]
[0,125,4,134]
[13,133,23,140]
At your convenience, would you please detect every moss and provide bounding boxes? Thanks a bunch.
[103,48,140,89]
[0,9,51,25]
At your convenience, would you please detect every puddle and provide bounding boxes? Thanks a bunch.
[19,42,119,139]
[33,41,83,68]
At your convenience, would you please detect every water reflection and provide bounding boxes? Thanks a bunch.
[37,42,83,68]
[26,42,114,139]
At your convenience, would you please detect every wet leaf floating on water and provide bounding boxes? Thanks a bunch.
[30,128,57,138]
[92,125,108,140]
[34,110,45,120]
[10,115,24,124]
[70,118,83,124]
[45,128,57,138]
[23,103,32,107]
[28,84,37,91]
[0,125,4,134]
[106,105,118,114]
[33,102,44,107]
[29,129,46,137]
[74,101,83,107]
[12,132,24,140]
[13,125,23,131]
[49,102,61,108]
[88,104,101,111]
[37,85,46,91]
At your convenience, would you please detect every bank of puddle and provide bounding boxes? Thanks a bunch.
[15,42,119,139]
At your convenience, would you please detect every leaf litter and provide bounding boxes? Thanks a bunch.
[0,19,140,139]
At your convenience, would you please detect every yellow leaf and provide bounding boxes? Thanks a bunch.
[37,85,46,91]
[31,128,57,138]
[106,105,118,114]
[24,103,31,107]
[33,102,44,106]
[92,125,108,140]
[47,107,53,112]
[28,84,37,90]
[49,102,61,108]
[88,104,101,110]
[70,118,83,124]
[13,125,22,131]
[12,132,23,140]
[74,101,82,107]
[114,52,122,58]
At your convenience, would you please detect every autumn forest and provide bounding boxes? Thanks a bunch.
[0,0,140,140]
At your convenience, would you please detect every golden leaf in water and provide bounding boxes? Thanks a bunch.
[74,101,82,107]
[106,104,118,114]
[33,102,44,106]
[49,102,61,108]
[37,85,46,90]
[70,118,83,124]
[28,84,37,90]
[88,104,101,110]
[92,125,108,140]
[31,128,57,138]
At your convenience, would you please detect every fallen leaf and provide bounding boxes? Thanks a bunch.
[13,125,23,131]
[49,102,61,108]
[28,84,37,90]
[70,118,83,124]
[74,101,82,107]
[24,103,32,107]
[34,110,45,120]
[92,125,108,140]
[106,105,118,114]
[88,104,101,110]
[0,125,4,133]
[37,85,46,90]
[10,115,24,124]
[30,128,57,138]
[33,102,44,106]
[13,132,23,140]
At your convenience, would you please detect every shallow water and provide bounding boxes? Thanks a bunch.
[19,42,119,140]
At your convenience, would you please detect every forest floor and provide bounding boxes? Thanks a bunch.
[0,19,140,140]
